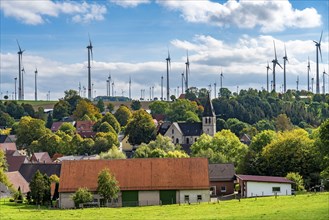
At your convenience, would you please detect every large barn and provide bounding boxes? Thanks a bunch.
[59,158,210,208]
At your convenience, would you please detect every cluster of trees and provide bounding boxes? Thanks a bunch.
[72,169,119,207]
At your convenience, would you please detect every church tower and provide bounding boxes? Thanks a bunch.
[202,93,216,136]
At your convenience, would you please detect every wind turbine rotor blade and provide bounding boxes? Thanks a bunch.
[273,40,277,60]
[319,30,323,44]
[276,61,283,69]
[319,45,322,62]
[16,39,22,51]
[313,40,318,44]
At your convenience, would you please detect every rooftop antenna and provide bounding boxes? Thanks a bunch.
[185,50,190,91]
[283,44,289,93]
[272,40,283,92]
[266,61,272,92]
[16,40,25,100]
[314,30,323,94]
[166,49,171,101]
[87,34,93,100]
[307,57,311,92]
[34,68,38,101]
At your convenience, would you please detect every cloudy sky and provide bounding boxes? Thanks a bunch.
[0,0,328,101]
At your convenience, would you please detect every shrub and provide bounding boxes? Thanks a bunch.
[71,187,93,208]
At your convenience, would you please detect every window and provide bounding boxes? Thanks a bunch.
[172,129,174,134]
[210,186,216,196]
[221,186,226,192]
[209,118,211,123]
[272,187,281,192]
[176,138,179,144]
[186,138,190,144]
[195,138,197,142]
[184,195,189,203]
[197,195,202,201]
[205,118,208,124]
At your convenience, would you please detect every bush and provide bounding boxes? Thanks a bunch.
[71,187,93,208]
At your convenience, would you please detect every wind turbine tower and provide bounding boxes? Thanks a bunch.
[323,69,327,94]
[16,40,24,100]
[214,82,217,98]
[87,36,93,100]
[34,68,38,101]
[313,31,323,94]
[272,40,283,92]
[129,76,131,99]
[266,61,272,92]
[181,72,185,94]
[307,57,311,92]
[161,76,163,100]
[21,67,25,100]
[220,70,223,90]
[283,44,289,93]
[185,51,190,91]
[296,76,299,91]
[166,51,171,101]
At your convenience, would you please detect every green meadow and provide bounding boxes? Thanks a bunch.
[1,193,328,220]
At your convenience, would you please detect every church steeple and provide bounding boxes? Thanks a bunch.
[202,92,216,136]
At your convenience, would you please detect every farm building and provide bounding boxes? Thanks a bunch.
[209,163,235,197]
[235,174,294,198]
[58,158,210,208]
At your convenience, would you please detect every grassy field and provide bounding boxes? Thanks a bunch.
[1,193,328,220]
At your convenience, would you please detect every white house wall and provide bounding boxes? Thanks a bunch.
[178,189,210,204]
[59,193,75,209]
[246,182,292,197]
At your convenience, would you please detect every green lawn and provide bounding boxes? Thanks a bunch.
[1,193,328,220]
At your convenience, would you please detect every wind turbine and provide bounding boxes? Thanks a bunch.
[214,82,217,99]
[87,35,93,100]
[14,77,17,100]
[16,40,25,100]
[166,50,171,101]
[272,40,283,92]
[307,57,311,92]
[161,75,163,100]
[21,67,25,100]
[220,69,224,91]
[283,44,289,93]
[266,61,272,92]
[129,76,131,100]
[108,73,111,96]
[296,76,299,91]
[181,72,185,94]
[34,68,38,101]
[185,50,190,91]
[323,69,327,94]
[311,77,314,93]
[314,31,323,94]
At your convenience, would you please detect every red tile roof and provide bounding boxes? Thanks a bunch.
[236,175,294,184]
[5,171,30,194]
[76,121,95,132]
[31,152,52,163]
[51,121,65,132]
[0,143,17,152]
[59,158,209,193]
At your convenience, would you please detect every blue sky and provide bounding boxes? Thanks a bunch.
[0,0,328,101]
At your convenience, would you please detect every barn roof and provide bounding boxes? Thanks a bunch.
[59,158,209,193]
[209,163,235,182]
[19,163,61,183]
[236,174,294,184]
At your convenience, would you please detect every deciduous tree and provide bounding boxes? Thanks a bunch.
[97,169,120,205]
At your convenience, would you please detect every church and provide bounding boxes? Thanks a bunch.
[158,94,216,153]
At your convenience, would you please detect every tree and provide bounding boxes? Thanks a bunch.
[64,89,82,114]
[58,122,76,136]
[0,150,12,190]
[22,103,35,117]
[77,138,95,155]
[286,172,305,191]
[96,99,105,112]
[5,101,24,119]
[107,103,114,112]
[99,146,126,159]
[71,187,93,208]
[275,114,293,131]
[45,113,53,129]
[318,119,329,155]
[16,116,50,149]
[255,119,275,131]
[49,174,60,183]
[262,129,321,188]
[53,100,70,121]
[166,99,199,122]
[73,99,100,121]
[134,145,152,158]
[249,130,277,153]
[114,105,132,127]
[0,111,15,127]
[125,110,156,145]
[30,133,63,157]
[149,101,169,115]
[29,170,47,205]
[98,113,121,134]
[99,122,116,133]
[131,100,141,110]
[97,169,120,206]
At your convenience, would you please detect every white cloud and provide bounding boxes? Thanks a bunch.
[0,0,107,25]
[158,0,322,32]
[109,0,150,8]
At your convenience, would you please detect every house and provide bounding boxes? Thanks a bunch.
[0,134,15,143]
[19,163,61,183]
[54,154,99,163]
[5,152,28,172]
[78,131,97,138]
[51,121,65,132]
[0,143,17,152]
[75,121,95,133]
[30,152,52,163]
[235,174,294,198]
[5,171,30,194]
[59,158,210,208]
[240,134,251,145]
[209,164,235,197]
[159,93,216,152]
